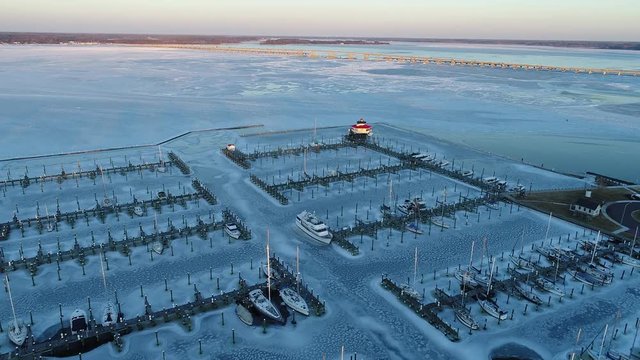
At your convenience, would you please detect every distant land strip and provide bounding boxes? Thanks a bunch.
[0,32,638,51]
[143,44,640,77]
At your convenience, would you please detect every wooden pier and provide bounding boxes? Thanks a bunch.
[0,256,324,359]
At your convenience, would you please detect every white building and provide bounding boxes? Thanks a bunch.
[570,197,601,217]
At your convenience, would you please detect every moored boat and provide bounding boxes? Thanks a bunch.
[454,269,478,287]
[430,218,450,229]
[514,284,543,305]
[296,211,332,244]
[279,288,309,316]
[478,298,508,321]
[535,278,565,297]
[224,223,241,239]
[70,309,88,334]
[152,241,164,255]
[510,255,535,272]
[461,169,474,177]
[8,319,28,347]
[248,289,283,323]
[102,302,117,326]
[406,222,423,235]
[399,283,423,301]
[455,308,479,330]
[133,206,144,217]
[235,304,253,326]
[621,254,640,268]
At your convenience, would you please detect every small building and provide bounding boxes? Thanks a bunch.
[570,197,601,217]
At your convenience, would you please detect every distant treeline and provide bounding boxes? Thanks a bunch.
[376,38,640,51]
[0,32,258,45]
[1,32,637,50]
[260,38,389,45]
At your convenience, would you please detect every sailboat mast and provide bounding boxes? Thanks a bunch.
[266,228,271,302]
[591,231,600,265]
[486,258,496,297]
[598,324,609,358]
[544,212,552,240]
[630,227,638,257]
[5,275,19,329]
[468,241,475,272]
[296,245,300,294]
[413,247,418,288]
[100,250,108,290]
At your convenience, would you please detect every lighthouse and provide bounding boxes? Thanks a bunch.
[347,118,373,142]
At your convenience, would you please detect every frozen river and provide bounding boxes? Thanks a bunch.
[0,44,638,182]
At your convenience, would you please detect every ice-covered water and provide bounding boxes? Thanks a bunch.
[0,44,639,359]
[0,44,638,182]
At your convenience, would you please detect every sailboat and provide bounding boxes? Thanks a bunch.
[514,283,543,305]
[250,230,284,322]
[45,204,54,232]
[400,248,423,300]
[156,146,167,173]
[279,246,309,316]
[477,259,507,320]
[99,252,117,327]
[151,213,164,255]
[406,200,423,234]
[534,277,565,297]
[455,241,478,286]
[99,166,113,208]
[5,275,28,346]
[455,308,479,330]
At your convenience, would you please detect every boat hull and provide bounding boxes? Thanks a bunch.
[8,321,28,346]
[296,218,332,245]
[279,288,309,316]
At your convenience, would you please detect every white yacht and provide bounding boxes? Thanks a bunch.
[279,288,309,316]
[224,223,241,239]
[248,289,283,323]
[296,211,332,244]
[70,309,88,334]
[461,169,474,177]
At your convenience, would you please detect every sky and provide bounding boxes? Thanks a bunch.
[1,0,639,41]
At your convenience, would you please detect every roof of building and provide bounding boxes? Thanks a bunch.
[574,197,601,210]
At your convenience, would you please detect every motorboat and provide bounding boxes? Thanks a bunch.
[461,170,474,177]
[70,309,88,334]
[483,176,498,185]
[102,302,117,326]
[133,206,144,217]
[455,308,479,330]
[279,288,309,316]
[102,197,113,208]
[157,191,167,200]
[296,211,332,244]
[235,304,253,326]
[224,223,241,239]
[248,289,283,323]
[397,200,413,215]
[152,241,164,255]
